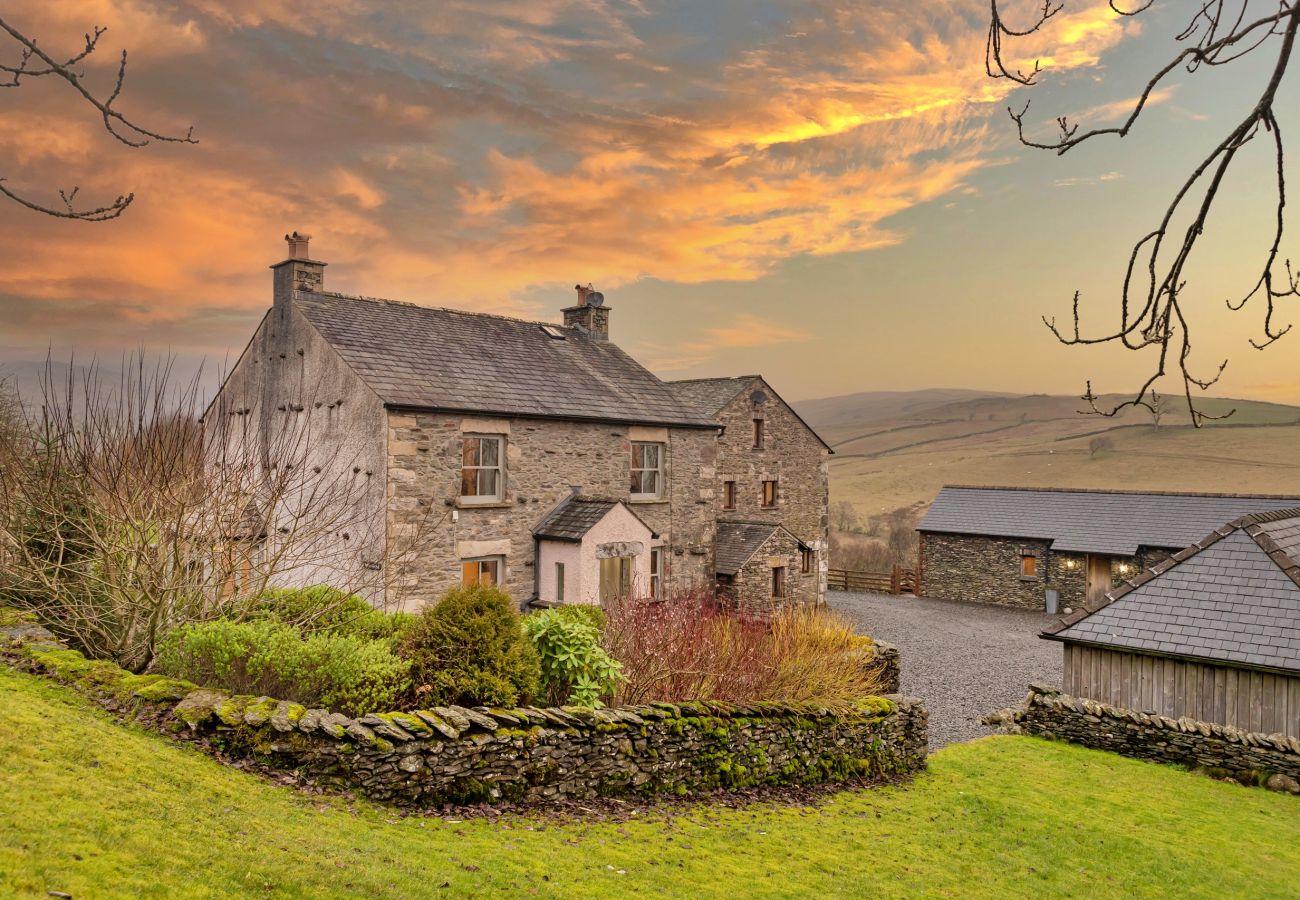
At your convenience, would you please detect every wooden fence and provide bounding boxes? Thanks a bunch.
[827,566,918,595]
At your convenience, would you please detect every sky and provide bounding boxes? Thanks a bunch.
[1,0,1298,404]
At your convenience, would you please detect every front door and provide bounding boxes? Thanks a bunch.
[1085,555,1112,605]
[599,556,634,604]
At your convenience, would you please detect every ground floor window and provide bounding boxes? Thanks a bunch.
[1020,553,1037,579]
[772,565,787,599]
[800,547,814,574]
[462,556,502,587]
[599,556,634,604]
[555,562,565,603]
[650,548,663,599]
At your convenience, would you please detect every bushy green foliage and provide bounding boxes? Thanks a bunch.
[253,585,415,642]
[522,606,623,707]
[156,618,410,715]
[397,584,539,708]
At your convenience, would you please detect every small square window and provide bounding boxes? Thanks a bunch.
[761,480,778,508]
[722,480,736,510]
[462,556,502,587]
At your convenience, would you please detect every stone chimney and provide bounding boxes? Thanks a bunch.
[562,282,610,340]
[271,231,326,307]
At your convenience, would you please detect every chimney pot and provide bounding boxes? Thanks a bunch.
[562,281,610,340]
[285,231,313,259]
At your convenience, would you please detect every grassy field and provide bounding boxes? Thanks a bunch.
[2,665,1297,898]
[795,390,1300,523]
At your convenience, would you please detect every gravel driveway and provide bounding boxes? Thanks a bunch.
[829,591,1061,751]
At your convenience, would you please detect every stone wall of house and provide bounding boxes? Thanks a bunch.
[713,378,830,600]
[205,276,389,604]
[729,526,818,616]
[984,686,1300,792]
[386,412,717,608]
[3,620,928,807]
[919,533,1162,610]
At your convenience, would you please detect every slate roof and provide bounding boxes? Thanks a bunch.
[294,291,717,428]
[918,485,1300,556]
[666,376,755,414]
[666,376,834,452]
[1045,509,1300,674]
[715,521,806,576]
[532,495,656,543]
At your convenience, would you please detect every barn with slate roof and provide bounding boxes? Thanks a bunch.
[1042,509,1300,737]
[207,234,829,611]
[918,485,1300,611]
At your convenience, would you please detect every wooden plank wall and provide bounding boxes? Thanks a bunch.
[1063,644,1300,738]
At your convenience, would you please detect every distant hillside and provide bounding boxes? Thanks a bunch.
[795,388,1300,525]
[792,388,1016,429]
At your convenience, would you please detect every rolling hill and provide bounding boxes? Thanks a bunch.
[795,389,1300,525]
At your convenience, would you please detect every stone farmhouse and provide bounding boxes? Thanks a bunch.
[207,234,829,611]
[918,486,1300,612]
[1043,508,1300,738]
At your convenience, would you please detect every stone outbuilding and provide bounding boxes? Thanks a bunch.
[714,521,816,614]
[917,486,1300,611]
[667,376,832,603]
[1043,509,1300,738]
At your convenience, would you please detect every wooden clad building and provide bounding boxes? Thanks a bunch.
[1043,509,1300,737]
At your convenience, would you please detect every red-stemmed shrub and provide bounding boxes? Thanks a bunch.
[601,586,885,705]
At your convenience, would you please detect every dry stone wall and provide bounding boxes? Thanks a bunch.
[985,685,1300,792]
[2,616,927,807]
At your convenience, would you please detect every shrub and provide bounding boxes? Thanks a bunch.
[253,585,415,642]
[156,618,411,715]
[603,588,885,705]
[396,584,540,708]
[522,607,623,707]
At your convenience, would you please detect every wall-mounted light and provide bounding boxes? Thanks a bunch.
[1118,563,1131,574]
[1065,559,1077,570]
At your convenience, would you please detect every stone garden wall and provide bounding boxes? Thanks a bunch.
[985,685,1300,792]
[2,616,927,807]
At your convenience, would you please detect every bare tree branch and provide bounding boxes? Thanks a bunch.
[989,0,1300,424]
[0,15,195,222]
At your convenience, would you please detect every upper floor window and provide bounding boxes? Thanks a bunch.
[462,556,502,587]
[461,435,503,501]
[761,479,778,508]
[630,441,664,500]
[722,480,737,510]
[752,418,765,449]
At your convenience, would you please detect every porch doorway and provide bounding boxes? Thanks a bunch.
[599,555,634,604]
[1085,555,1112,605]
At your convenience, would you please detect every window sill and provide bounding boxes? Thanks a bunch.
[629,497,669,505]
[457,499,511,509]
[1018,576,1039,582]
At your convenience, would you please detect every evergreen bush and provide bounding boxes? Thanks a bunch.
[522,606,622,707]
[396,584,540,708]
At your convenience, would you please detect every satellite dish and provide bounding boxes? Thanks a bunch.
[751,390,768,407]
[587,291,605,307]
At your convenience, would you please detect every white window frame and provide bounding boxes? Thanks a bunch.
[630,441,664,501]
[461,555,503,587]
[460,434,504,503]
[650,547,663,599]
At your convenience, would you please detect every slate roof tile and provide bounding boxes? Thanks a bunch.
[920,486,1300,555]
[294,291,717,428]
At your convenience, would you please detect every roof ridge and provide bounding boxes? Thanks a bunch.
[666,375,757,384]
[940,484,1300,501]
[298,289,570,331]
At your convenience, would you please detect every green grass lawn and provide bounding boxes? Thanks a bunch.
[2,665,1296,898]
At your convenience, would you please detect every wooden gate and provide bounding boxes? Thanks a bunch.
[827,565,917,595]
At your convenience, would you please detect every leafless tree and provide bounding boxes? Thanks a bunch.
[987,1,1300,425]
[0,354,425,672]
[830,499,862,533]
[1149,389,1172,428]
[1088,435,1115,457]
[0,15,195,221]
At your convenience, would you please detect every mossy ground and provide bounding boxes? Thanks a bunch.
[2,664,1298,898]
